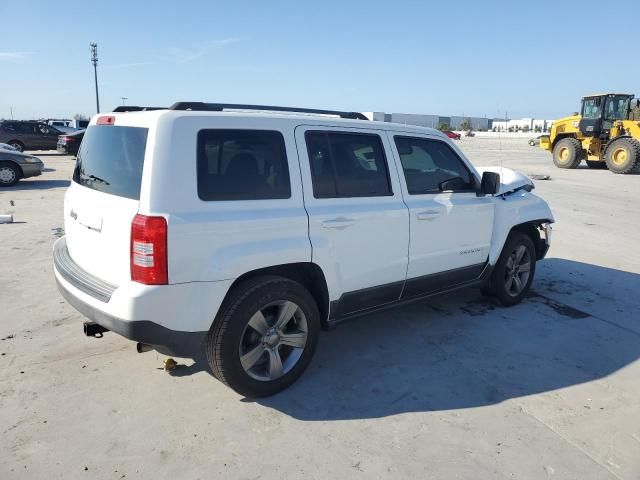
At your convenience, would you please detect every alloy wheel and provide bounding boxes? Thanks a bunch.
[504,245,531,296]
[238,300,308,381]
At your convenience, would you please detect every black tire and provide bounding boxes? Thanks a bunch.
[552,138,584,169]
[604,137,640,174]
[7,141,24,152]
[206,275,320,397]
[485,232,537,306]
[0,162,21,187]
[586,160,607,169]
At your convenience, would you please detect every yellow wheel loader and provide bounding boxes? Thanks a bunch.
[540,93,640,174]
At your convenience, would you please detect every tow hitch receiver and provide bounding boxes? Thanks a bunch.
[83,322,109,338]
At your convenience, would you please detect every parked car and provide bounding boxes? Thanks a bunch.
[0,142,18,151]
[528,135,545,146]
[53,102,554,397]
[57,130,85,156]
[442,130,461,140]
[0,149,44,186]
[47,120,76,134]
[0,120,64,152]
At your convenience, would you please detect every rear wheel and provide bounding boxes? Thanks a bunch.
[552,138,584,169]
[7,141,24,152]
[206,275,320,397]
[605,137,640,174]
[484,232,536,306]
[586,160,607,169]
[0,162,21,186]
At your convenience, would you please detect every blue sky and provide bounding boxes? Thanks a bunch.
[1,0,639,120]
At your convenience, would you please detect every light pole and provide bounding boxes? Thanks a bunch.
[90,43,100,113]
[120,97,128,105]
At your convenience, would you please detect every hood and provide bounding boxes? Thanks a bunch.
[476,166,534,196]
[0,149,42,162]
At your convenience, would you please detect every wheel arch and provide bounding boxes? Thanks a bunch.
[509,219,552,260]
[0,160,24,177]
[603,135,634,153]
[551,133,577,150]
[218,262,330,329]
[6,139,25,150]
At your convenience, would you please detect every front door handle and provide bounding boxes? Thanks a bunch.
[321,217,355,230]
[416,210,441,221]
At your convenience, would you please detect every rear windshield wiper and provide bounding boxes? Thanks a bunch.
[80,173,110,185]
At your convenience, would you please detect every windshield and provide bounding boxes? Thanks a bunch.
[73,125,148,200]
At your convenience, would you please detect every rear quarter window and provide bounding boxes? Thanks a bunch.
[197,129,291,201]
[73,125,148,200]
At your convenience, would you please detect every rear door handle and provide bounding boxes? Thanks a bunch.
[321,217,355,230]
[416,210,441,221]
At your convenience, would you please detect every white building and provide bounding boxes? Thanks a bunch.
[492,118,554,132]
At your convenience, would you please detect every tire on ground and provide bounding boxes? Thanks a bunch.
[552,138,584,169]
[604,137,640,174]
[486,232,537,307]
[206,275,321,397]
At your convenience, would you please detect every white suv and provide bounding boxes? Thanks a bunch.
[53,103,554,397]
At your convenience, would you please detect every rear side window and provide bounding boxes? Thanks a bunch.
[305,131,392,198]
[73,125,148,200]
[197,130,290,201]
[394,136,474,194]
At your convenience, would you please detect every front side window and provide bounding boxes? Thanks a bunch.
[394,136,474,194]
[305,131,392,198]
[197,130,290,201]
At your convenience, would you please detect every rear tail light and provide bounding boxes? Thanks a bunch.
[62,136,77,142]
[97,115,115,125]
[130,214,168,285]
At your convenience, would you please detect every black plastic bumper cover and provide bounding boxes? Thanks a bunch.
[55,277,207,358]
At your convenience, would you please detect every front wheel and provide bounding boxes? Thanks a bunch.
[552,138,583,169]
[0,162,21,186]
[484,232,536,306]
[206,275,320,397]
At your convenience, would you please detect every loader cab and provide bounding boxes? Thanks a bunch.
[579,94,633,138]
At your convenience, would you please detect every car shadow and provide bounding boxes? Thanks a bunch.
[5,180,70,190]
[236,258,639,420]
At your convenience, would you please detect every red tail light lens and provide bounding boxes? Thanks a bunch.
[97,116,115,125]
[130,214,168,285]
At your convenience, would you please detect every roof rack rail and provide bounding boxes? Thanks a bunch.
[168,102,369,120]
[112,106,165,113]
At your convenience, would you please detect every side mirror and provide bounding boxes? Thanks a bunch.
[479,171,500,195]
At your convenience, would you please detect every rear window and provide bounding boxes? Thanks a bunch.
[197,129,291,201]
[73,125,148,200]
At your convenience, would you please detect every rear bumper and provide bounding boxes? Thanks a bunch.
[55,276,206,357]
[53,236,233,358]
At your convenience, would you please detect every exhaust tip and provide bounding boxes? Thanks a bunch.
[136,342,154,353]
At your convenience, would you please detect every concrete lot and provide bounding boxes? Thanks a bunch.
[1,138,639,479]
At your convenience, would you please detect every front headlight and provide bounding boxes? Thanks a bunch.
[22,156,42,163]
